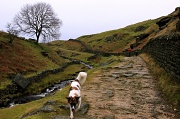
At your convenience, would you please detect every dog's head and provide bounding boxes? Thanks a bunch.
[66,96,80,112]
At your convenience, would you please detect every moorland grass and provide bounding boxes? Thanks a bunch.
[76,19,157,53]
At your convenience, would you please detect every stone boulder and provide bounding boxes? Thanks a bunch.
[13,73,30,89]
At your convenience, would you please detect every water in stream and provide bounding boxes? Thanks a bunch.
[8,80,71,107]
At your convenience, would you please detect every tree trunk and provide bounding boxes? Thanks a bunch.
[36,32,40,44]
[36,37,39,44]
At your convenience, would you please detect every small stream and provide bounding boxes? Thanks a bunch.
[8,80,71,107]
[6,61,93,108]
[80,61,93,69]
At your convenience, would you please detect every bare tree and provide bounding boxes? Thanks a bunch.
[12,2,62,43]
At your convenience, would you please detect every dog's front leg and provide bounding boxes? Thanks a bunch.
[77,97,81,110]
[69,106,74,119]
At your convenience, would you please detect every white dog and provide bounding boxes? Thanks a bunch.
[66,72,87,119]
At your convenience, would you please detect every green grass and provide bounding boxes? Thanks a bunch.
[25,63,88,95]
[0,67,96,119]
[76,19,157,52]
[0,67,99,119]
[48,40,84,52]
[0,86,69,119]
[93,55,124,67]
[0,80,12,89]
[48,46,94,61]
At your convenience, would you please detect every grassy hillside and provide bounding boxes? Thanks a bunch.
[48,40,85,52]
[47,40,94,62]
[0,32,65,89]
[56,7,178,54]
[48,19,160,56]
[76,19,158,52]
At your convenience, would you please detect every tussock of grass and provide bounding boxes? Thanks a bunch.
[140,53,180,109]
[0,80,12,89]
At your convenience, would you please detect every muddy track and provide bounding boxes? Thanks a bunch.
[81,56,177,119]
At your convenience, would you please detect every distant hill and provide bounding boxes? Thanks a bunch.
[49,19,156,53]
[51,7,179,55]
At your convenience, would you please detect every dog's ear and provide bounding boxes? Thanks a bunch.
[66,97,71,102]
[75,96,80,101]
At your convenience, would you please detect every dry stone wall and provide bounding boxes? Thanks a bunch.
[141,33,180,82]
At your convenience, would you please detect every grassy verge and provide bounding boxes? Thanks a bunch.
[0,67,94,119]
[0,64,86,119]
[0,86,69,119]
[140,53,180,109]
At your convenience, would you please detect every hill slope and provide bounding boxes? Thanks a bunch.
[0,32,66,88]
[53,7,179,56]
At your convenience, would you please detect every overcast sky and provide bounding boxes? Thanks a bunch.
[0,0,179,40]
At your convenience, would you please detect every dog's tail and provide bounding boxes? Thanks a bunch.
[76,72,87,85]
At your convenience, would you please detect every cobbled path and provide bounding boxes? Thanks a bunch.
[81,56,177,119]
